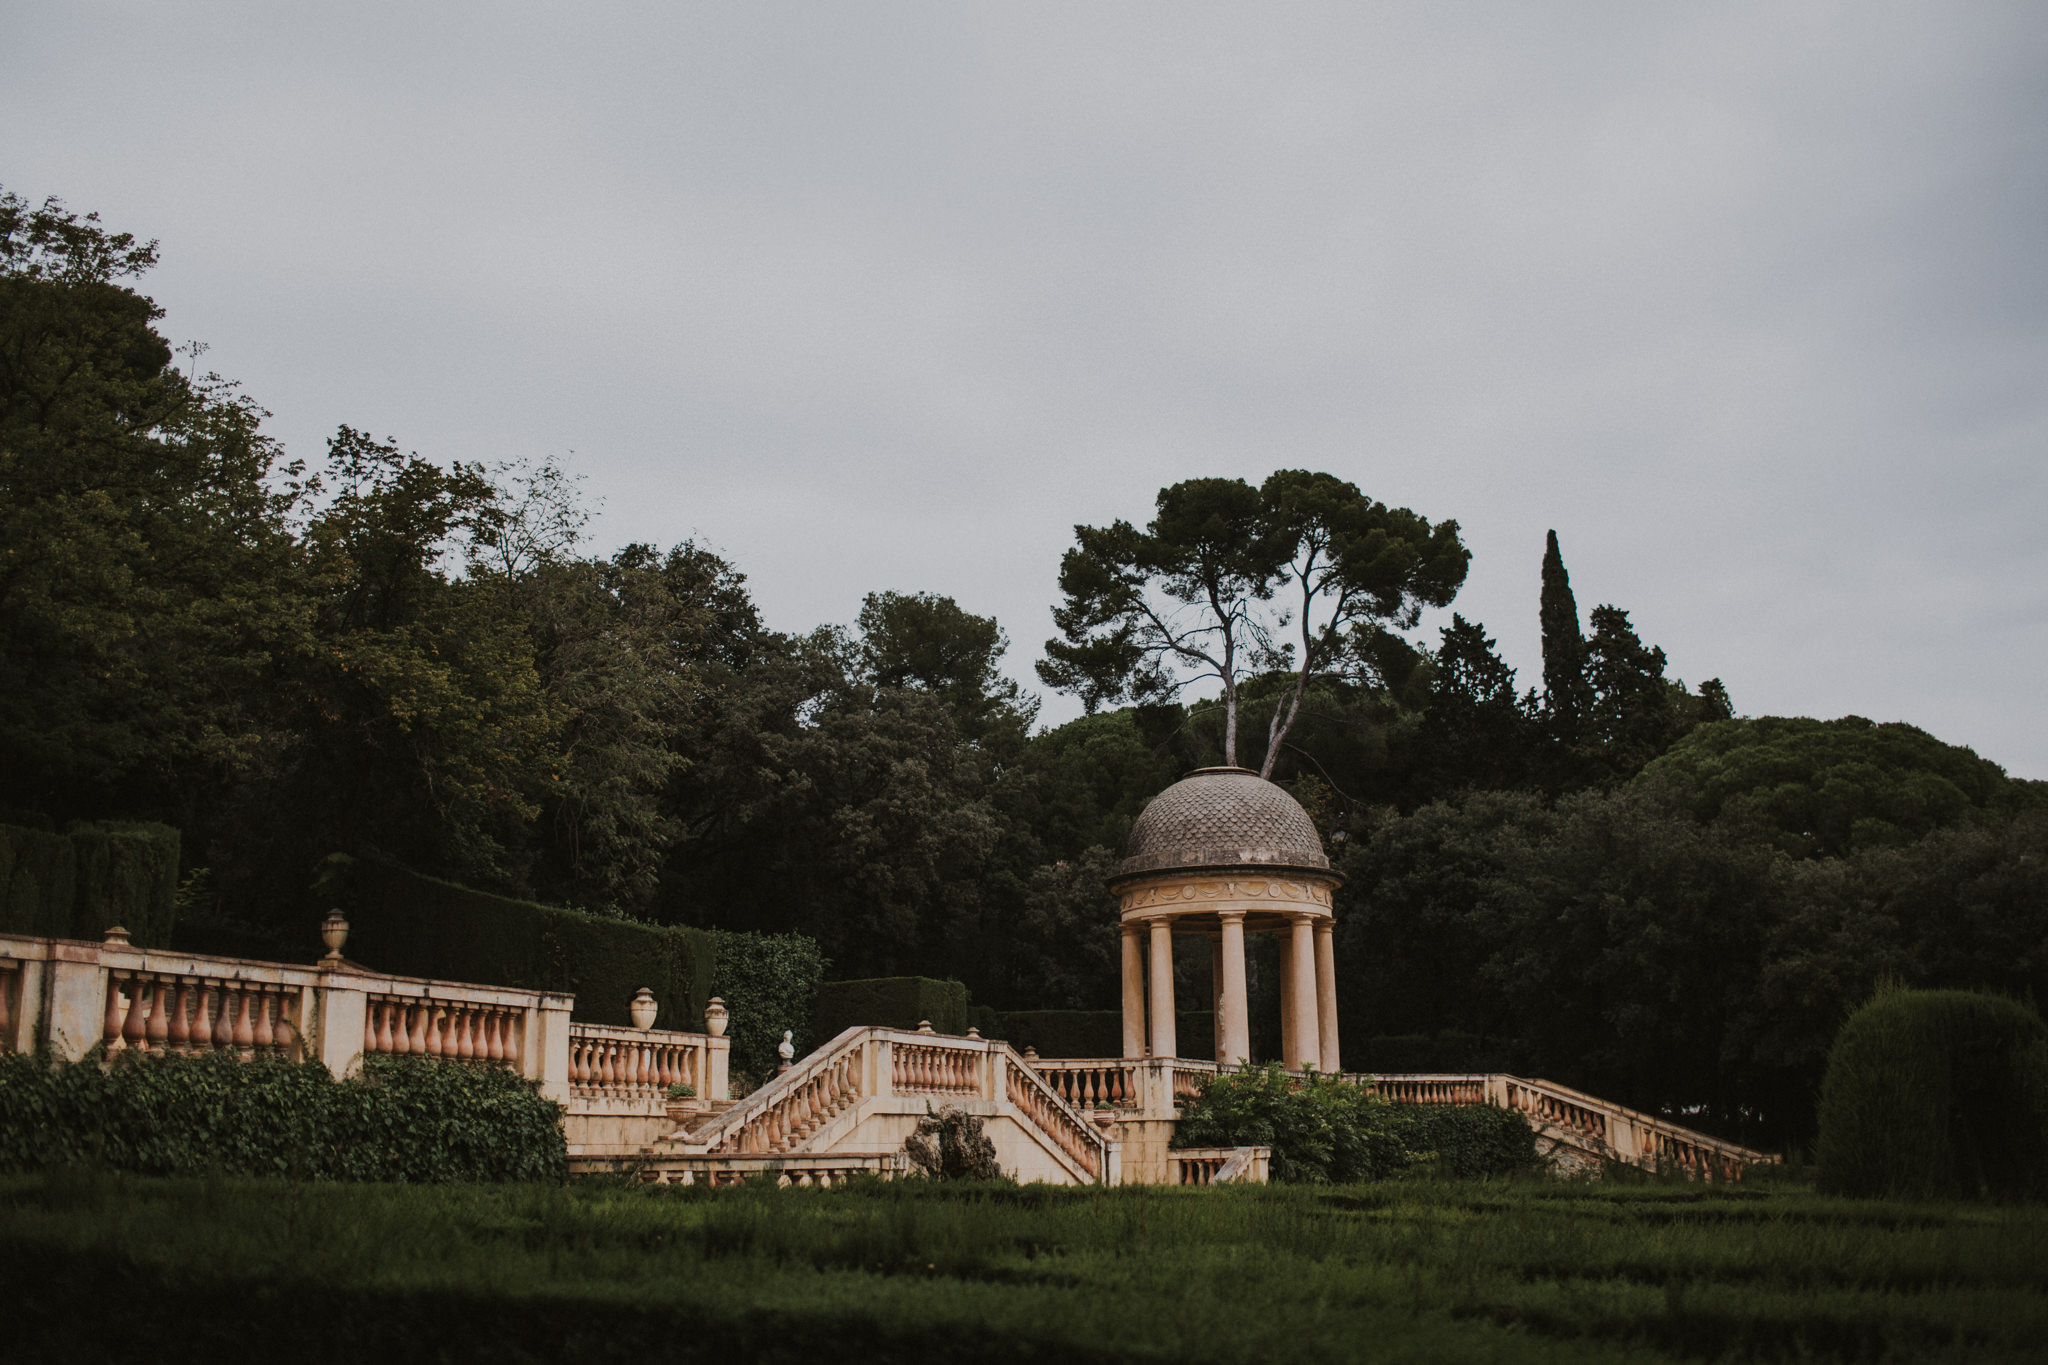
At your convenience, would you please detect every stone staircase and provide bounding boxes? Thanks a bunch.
[570,1026,1115,1186]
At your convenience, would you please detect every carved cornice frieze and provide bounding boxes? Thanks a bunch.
[1118,873,1335,919]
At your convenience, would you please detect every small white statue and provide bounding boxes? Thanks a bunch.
[777,1029,795,1071]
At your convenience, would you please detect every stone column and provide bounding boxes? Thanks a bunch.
[1120,924,1146,1059]
[1314,919,1340,1074]
[1287,914,1321,1071]
[1279,921,1298,1069]
[1209,934,1224,1060]
[1218,911,1249,1067]
[1146,919,1177,1060]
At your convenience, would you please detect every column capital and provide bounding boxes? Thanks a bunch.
[1216,909,1246,925]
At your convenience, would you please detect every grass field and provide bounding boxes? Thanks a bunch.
[6,1170,2046,1363]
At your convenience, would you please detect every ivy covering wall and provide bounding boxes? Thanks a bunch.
[711,930,828,1081]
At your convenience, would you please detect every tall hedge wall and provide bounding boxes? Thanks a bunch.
[709,929,827,1081]
[320,856,713,1031]
[0,821,180,948]
[1816,988,2048,1201]
[814,977,973,1039]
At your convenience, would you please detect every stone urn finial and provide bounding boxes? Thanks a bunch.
[703,997,729,1037]
[917,1019,935,1035]
[966,1026,981,1040]
[629,988,659,1031]
[101,924,131,949]
[320,909,350,964]
[1023,1045,1039,1061]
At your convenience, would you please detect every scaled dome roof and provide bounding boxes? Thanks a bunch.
[1116,768,1333,880]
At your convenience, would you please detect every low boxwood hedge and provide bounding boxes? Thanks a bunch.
[0,1049,565,1184]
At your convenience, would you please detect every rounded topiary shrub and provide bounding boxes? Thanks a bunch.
[1816,988,2048,1201]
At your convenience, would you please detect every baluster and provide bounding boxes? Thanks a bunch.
[121,974,151,1052]
[0,968,12,1049]
[231,986,257,1057]
[402,1003,425,1055]
[104,976,129,1051]
[484,1011,505,1063]
[143,977,172,1053]
[186,981,212,1051]
[363,997,378,1055]
[456,1007,477,1060]
[251,988,276,1053]
[212,986,238,1056]
[274,992,299,1056]
[372,1000,394,1054]
[568,1038,586,1088]
[163,981,191,1053]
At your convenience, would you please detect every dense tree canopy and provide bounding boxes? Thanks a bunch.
[5,187,2042,1147]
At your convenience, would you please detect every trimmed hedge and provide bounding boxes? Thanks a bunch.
[1353,1032,1509,1075]
[1174,1063,1538,1183]
[1816,988,2048,1201]
[319,856,712,1031]
[709,930,828,1081]
[992,1010,1222,1060]
[814,977,975,1039]
[0,1050,565,1183]
[0,821,180,947]
[994,1010,1121,1059]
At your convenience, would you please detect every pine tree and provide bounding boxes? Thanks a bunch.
[1539,530,1593,743]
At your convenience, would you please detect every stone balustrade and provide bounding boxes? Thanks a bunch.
[105,969,306,1060]
[1169,1146,1271,1185]
[1003,1056,1103,1181]
[713,1048,864,1156]
[567,1022,713,1100]
[363,993,524,1066]
[1033,1059,1138,1108]
[653,1028,1113,1186]
[1372,1074,1488,1106]
[890,1037,983,1095]
[0,929,745,1117]
[623,1152,913,1187]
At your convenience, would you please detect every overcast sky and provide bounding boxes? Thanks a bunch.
[6,3,2045,775]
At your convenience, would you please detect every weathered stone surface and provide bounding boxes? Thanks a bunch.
[1117,767,1330,878]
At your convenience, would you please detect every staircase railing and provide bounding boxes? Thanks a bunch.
[673,1027,1112,1182]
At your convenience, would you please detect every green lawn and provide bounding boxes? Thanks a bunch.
[6,1170,2046,1362]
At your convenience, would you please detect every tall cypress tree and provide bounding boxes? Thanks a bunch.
[1539,530,1593,742]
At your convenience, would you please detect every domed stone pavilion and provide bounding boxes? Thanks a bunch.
[1108,767,1344,1071]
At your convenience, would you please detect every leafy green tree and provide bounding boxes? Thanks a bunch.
[1040,472,1465,776]
[0,189,308,823]
[1583,605,1732,778]
[1537,530,1592,745]
[1643,715,2034,858]
[855,590,1037,756]
[1389,614,1543,802]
